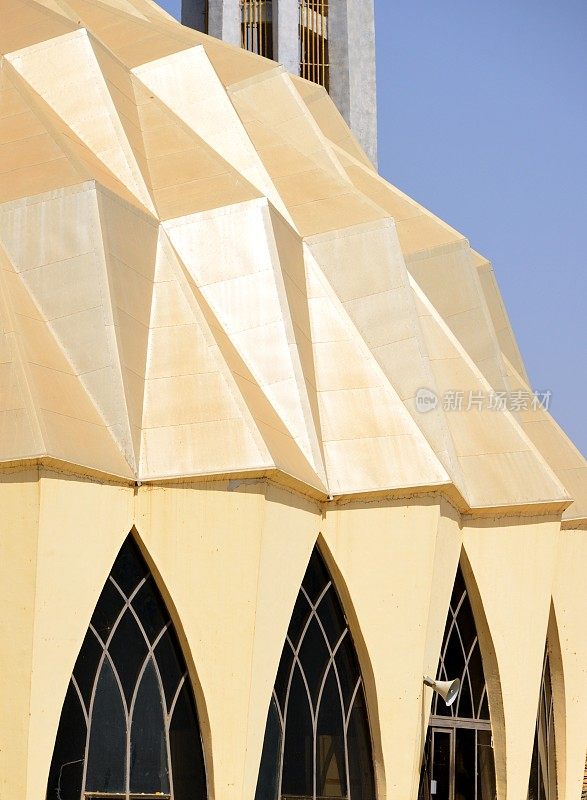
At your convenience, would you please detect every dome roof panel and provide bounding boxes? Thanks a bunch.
[0,0,581,516]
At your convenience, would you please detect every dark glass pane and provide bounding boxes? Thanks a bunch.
[432,691,451,717]
[254,696,282,800]
[281,664,313,798]
[318,586,346,651]
[437,613,454,679]
[86,658,126,793]
[90,578,125,644]
[479,688,490,721]
[335,635,361,716]
[456,593,477,655]
[130,659,169,794]
[468,642,485,719]
[539,766,547,800]
[302,548,331,604]
[455,671,473,719]
[73,630,103,709]
[316,667,347,799]
[533,651,556,800]
[546,716,556,800]
[442,617,463,681]
[274,639,295,713]
[347,685,375,800]
[288,590,312,649]
[108,608,149,707]
[528,730,540,800]
[431,730,451,800]
[418,731,432,800]
[155,625,184,713]
[438,619,461,718]
[455,728,475,800]
[46,681,86,800]
[453,567,467,602]
[434,617,451,713]
[543,658,553,709]
[132,576,169,644]
[111,536,149,597]
[477,730,496,800]
[170,680,207,800]
[298,614,330,705]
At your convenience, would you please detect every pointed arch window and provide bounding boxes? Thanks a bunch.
[528,649,557,800]
[433,567,489,722]
[46,535,207,800]
[419,566,496,800]
[255,547,375,800]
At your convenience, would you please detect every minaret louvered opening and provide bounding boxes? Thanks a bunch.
[238,0,329,89]
[241,0,274,59]
[299,0,329,89]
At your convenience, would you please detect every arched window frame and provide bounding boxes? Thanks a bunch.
[528,648,557,800]
[432,572,489,722]
[256,546,376,800]
[46,535,207,800]
[419,564,496,800]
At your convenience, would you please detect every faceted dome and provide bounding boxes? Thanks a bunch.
[0,0,584,520]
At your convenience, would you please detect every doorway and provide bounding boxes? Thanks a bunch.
[421,721,495,800]
[429,728,453,799]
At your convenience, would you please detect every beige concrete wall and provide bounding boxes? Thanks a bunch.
[0,467,40,799]
[2,471,586,800]
[135,478,322,800]
[25,469,134,800]
[547,603,567,800]
[321,495,461,800]
[552,529,587,800]
[1,471,325,800]
[463,516,560,800]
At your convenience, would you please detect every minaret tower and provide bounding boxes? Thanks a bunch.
[181,0,378,165]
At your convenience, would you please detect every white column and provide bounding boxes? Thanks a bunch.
[222,0,241,46]
[347,0,377,165]
[207,0,241,46]
[327,0,350,122]
[275,0,299,75]
[328,0,378,166]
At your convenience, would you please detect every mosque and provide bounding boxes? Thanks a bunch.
[0,1,585,799]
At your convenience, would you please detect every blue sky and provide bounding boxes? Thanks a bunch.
[158,0,586,454]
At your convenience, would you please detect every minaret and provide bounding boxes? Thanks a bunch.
[181,0,378,165]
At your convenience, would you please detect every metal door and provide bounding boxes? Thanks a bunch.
[430,727,454,800]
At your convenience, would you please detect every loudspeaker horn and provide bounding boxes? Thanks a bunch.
[423,675,460,707]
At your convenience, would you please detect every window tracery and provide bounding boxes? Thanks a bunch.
[255,548,375,800]
[528,649,557,800]
[419,567,496,800]
[46,536,207,800]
